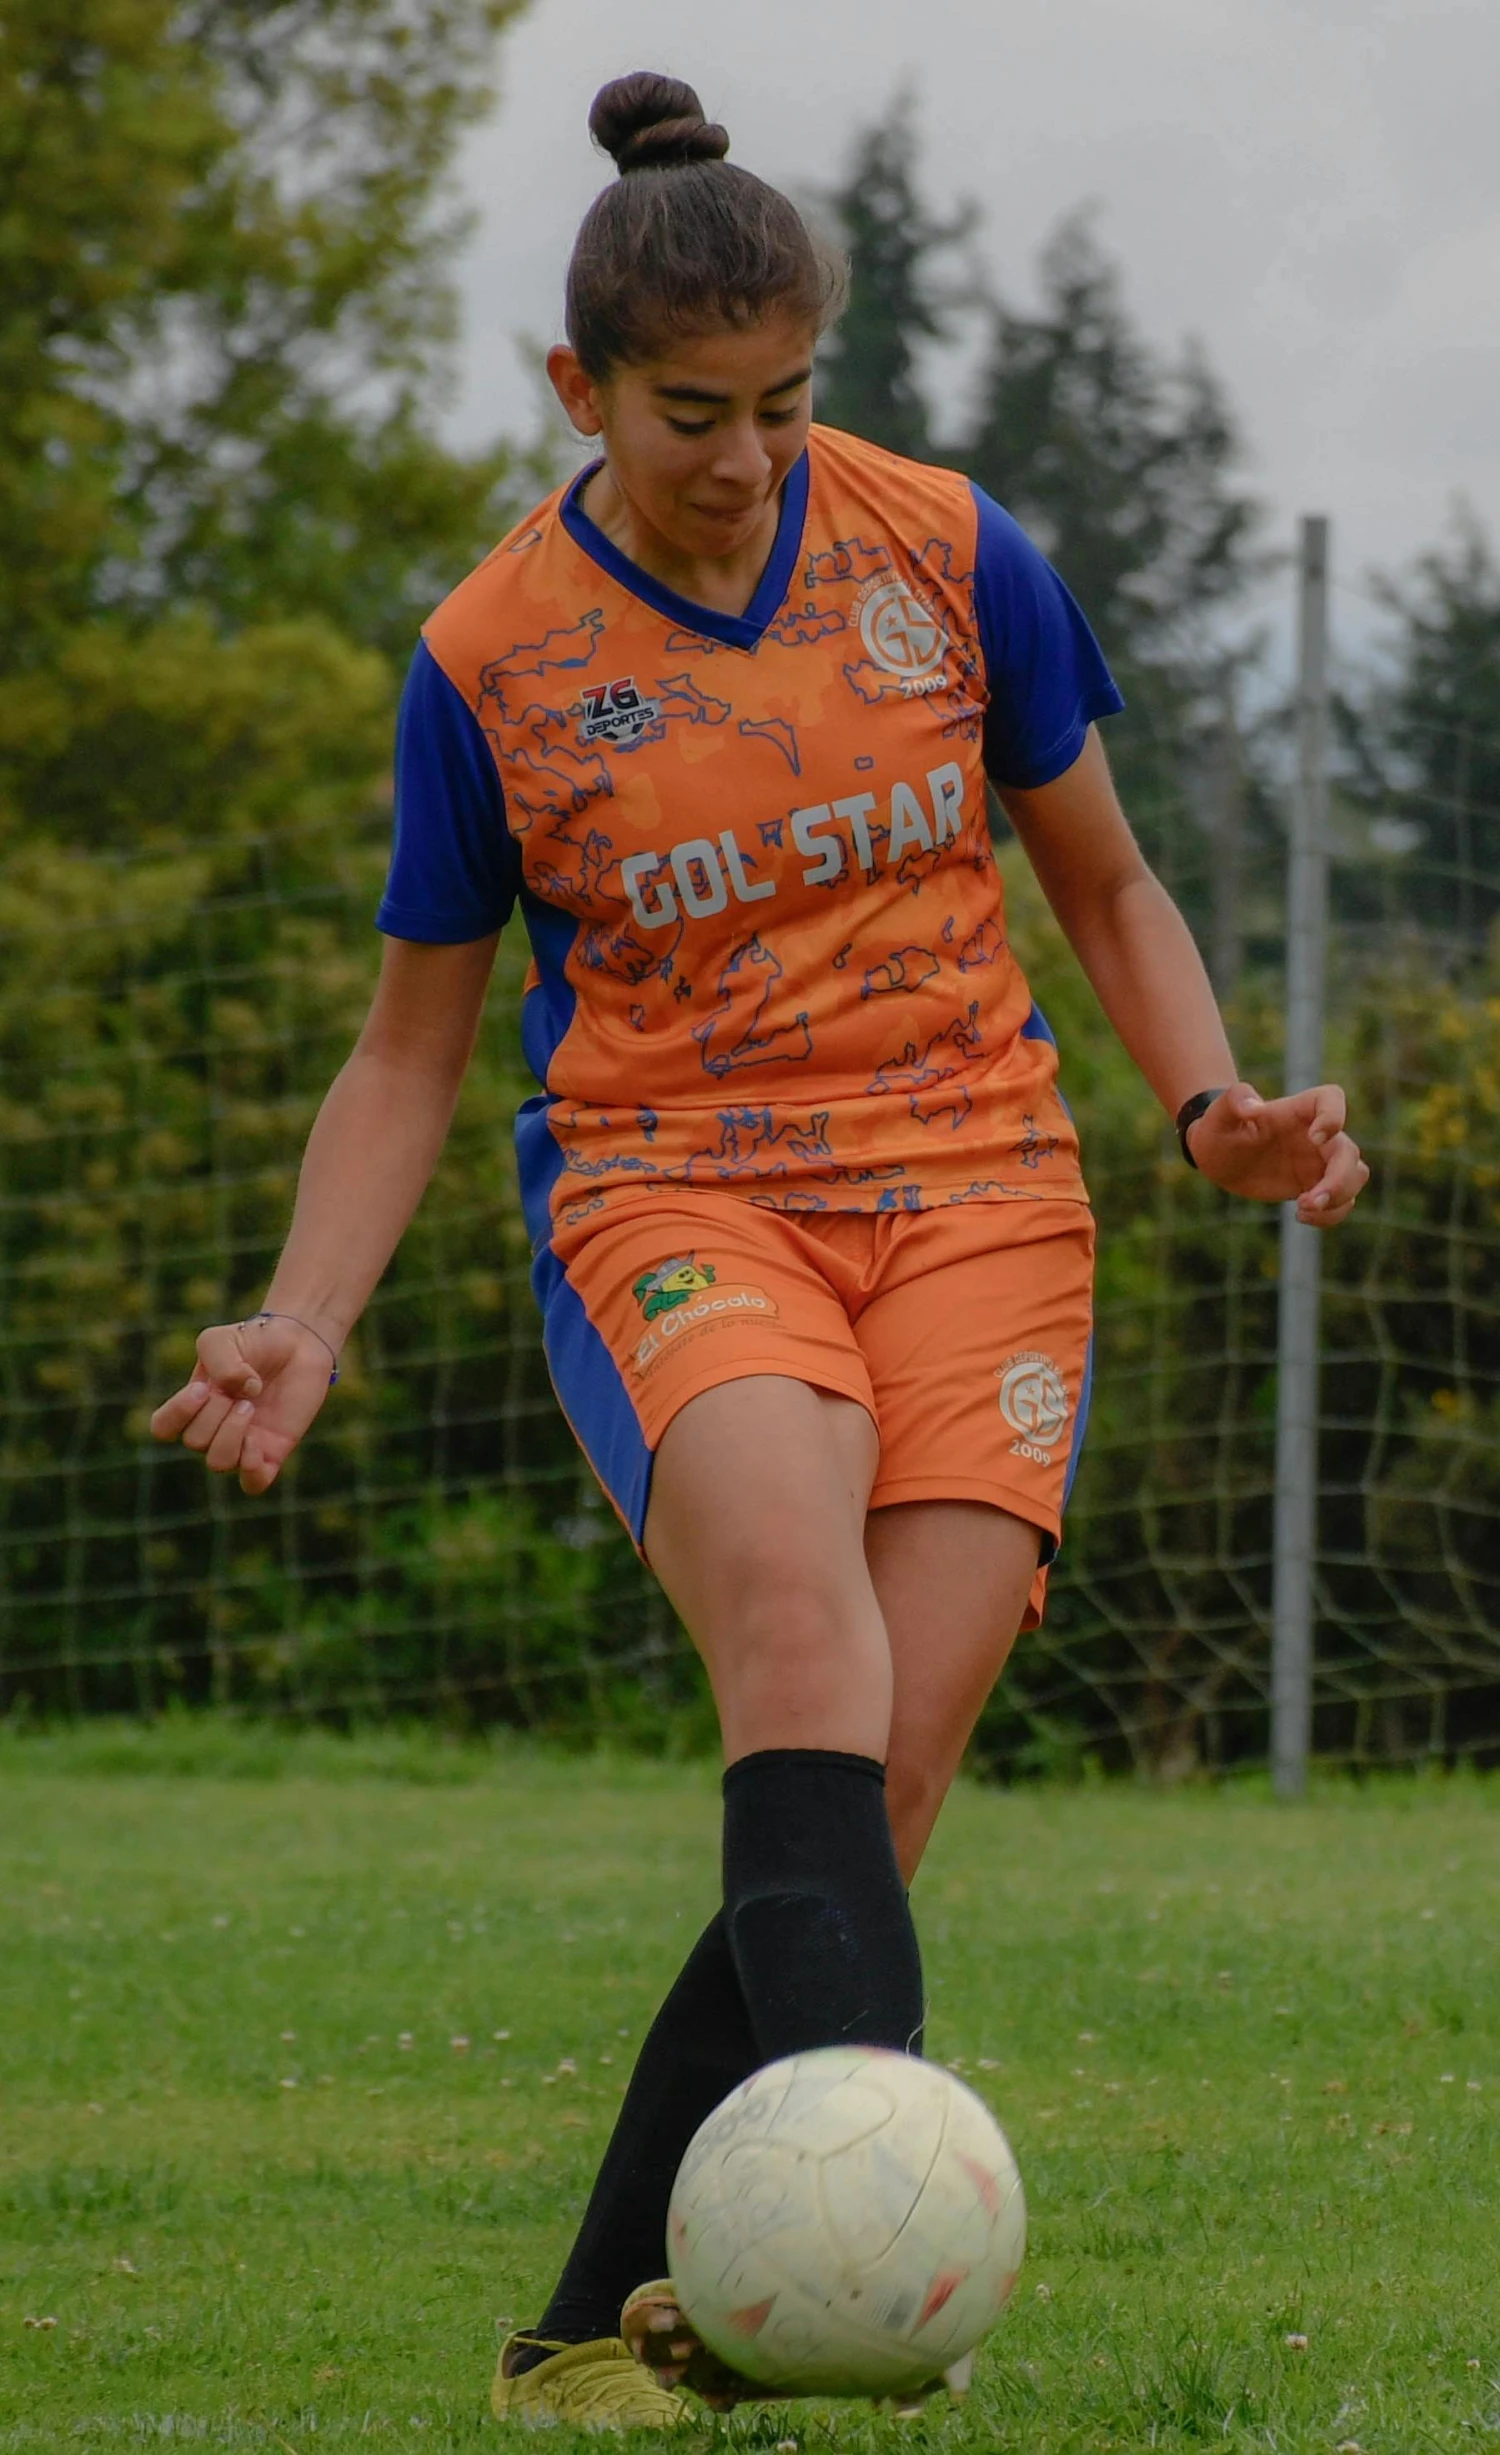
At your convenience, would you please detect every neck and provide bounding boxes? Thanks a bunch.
[580,465,783,619]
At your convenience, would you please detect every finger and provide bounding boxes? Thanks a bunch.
[1296,1189,1348,1223]
[1326,1144,1371,1199]
[204,1398,257,1475]
[238,1430,283,1498]
[1297,1136,1367,1211]
[1315,1158,1374,1217]
[1301,1190,1361,1229]
[149,1378,215,1442]
[1184,1082,1262,1167]
[180,1390,236,1455]
[195,1331,264,1402]
[1296,1150,1369,1225]
[1249,1088,1325,1145]
[1303,1082,1348,1146]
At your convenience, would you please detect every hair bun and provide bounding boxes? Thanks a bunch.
[589,71,730,173]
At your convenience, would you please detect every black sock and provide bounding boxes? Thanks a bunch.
[722,1746,924,2059]
[515,1748,923,2368]
[516,1912,757,2363]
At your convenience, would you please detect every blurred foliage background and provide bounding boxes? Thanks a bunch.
[2,11,1497,1770]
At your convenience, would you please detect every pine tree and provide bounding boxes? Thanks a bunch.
[1341,514,1500,946]
[814,111,1269,917]
[962,212,1261,678]
[815,97,972,462]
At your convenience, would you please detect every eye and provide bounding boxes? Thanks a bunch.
[760,408,802,426]
[665,416,715,437]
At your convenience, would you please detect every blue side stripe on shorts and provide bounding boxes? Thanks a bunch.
[1063,1330,1095,1511]
[1036,1325,1096,1565]
[1020,991,1089,1566]
[514,889,653,1540]
[531,1243,654,1545]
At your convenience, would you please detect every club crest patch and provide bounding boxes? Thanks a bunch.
[578,675,661,748]
[996,1350,1071,1462]
[855,575,950,692]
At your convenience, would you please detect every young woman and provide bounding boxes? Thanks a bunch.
[152,71,1368,2430]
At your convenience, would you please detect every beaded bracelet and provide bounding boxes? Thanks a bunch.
[240,1310,340,1386]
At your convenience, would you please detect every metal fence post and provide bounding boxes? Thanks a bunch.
[1271,516,1331,1798]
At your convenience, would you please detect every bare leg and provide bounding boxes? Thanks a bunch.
[642,1367,923,2062]
[867,1500,1042,1881]
[626,1477,1039,2404]
[644,1374,888,1761]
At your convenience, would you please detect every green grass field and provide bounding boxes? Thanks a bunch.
[1,1727,1496,2452]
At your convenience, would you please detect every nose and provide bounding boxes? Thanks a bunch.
[708,418,773,492]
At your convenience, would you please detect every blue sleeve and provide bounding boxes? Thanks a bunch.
[970,484,1125,790]
[375,640,521,942]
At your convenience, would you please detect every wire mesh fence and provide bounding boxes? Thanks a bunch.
[3,629,1497,1772]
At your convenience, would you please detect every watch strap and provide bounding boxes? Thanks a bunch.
[1175,1088,1226,1169]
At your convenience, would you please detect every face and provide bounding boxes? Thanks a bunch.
[547,312,816,562]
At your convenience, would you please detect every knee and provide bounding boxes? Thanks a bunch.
[707,1558,891,1757]
[734,1581,881,1723]
[717,1553,869,1669]
[884,1752,948,1882]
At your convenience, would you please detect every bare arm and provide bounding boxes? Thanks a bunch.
[263,933,500,1342]
[999,729,1367,1221]
[1000,730,1236,1110]
[150,932,499,1491]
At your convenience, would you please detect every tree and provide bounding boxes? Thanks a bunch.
[965,215,1271,922]
[1340,513,1500,949]
[0,2,214,660]
[0,2,661,1728]
[815,110,1269,925]
[0,0,540,672]
[963,212,1262,680]
[817,111,1262,680]
[814,97,973,463]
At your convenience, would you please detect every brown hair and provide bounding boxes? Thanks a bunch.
[565,72,846,379]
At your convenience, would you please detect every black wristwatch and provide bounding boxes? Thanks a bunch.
[1175,1088,1226,1170]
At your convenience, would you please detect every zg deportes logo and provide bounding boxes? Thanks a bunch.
[577,676,660,749]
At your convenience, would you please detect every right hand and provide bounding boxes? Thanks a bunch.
[149,1314,337,1495]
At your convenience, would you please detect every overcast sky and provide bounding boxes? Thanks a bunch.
[445,0,1499,665]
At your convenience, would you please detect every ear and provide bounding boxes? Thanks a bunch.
[547,344,606,439]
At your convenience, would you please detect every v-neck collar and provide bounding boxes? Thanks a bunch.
[559,448,810,652]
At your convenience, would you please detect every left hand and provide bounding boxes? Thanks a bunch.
[1185,1082,1369,1226]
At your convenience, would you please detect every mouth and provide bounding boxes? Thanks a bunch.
[690,500,763,527]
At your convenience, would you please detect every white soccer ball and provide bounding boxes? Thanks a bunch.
[667,2045,1025,2398]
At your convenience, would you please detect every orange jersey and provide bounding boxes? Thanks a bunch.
[381,425,1122,1232]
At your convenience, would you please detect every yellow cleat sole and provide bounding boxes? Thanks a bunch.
[493,2331,688,2431]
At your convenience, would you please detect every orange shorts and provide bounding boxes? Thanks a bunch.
[533,1190,1095,1627]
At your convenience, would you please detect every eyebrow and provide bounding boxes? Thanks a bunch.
[651,365,813,406]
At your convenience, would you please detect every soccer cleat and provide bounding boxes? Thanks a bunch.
[887,2350,977,2417]
[621,2280,790,2411]
[621,2282,976,2413]
[492,2330,688,2430]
